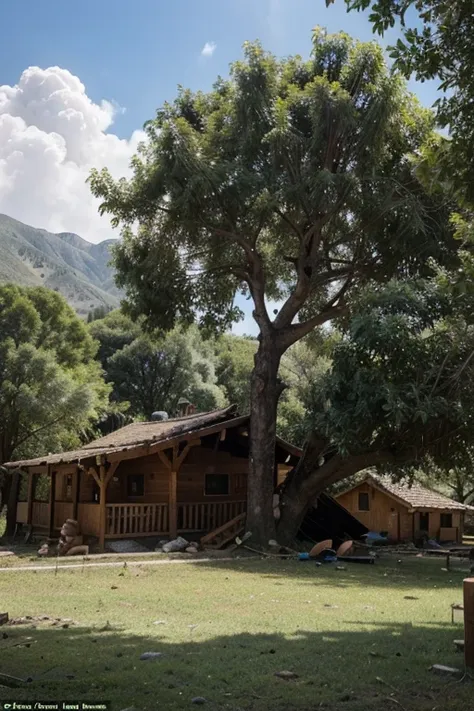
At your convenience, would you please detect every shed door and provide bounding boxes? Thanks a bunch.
[387,510,399,539]
[419,512,429,532]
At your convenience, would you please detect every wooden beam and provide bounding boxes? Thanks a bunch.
[72,468,80,520]
[175,444,190,470]
[175,440,201,470]
[167,441,201,540]
[169,468,178,539]
[96,461,119,551]
[26,473,34,526]
[98,464,107,552]
[158,449,172,470]
[104,461,119,488]
[87,467,101,488]
[48,467,56,536]
[106,445,151,463]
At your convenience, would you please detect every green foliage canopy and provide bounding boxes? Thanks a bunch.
[307,278,474,474]
[0,285,109,463]
[90,30,455,342]
[91,312,226,419]
[340,0,474,199]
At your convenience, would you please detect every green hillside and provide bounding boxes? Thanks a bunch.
[0,214,120,316]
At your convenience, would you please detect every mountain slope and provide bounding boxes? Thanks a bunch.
[0,214,120,315]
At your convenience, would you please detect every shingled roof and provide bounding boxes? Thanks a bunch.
[362,474,469,511]
[81,407,241,450]
[3,407,244,468]
[3,406,301,469]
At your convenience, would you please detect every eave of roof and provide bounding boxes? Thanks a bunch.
[335,474,470,511]
[3,409,302,469]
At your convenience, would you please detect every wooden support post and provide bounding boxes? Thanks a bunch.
[48,467,56,536]
[46,464,56,536]
[158,441,200,539]
[97,461,118,552]
[26,473,34,526]
[72,468,80,520]
[169,468,178,539]
[99,464,107,552]
[463,577,474,669]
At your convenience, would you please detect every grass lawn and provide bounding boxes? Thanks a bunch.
[0,555,472,711]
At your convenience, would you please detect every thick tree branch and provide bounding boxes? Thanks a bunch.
[202,224,255,261]
[279,303,348,350]
[278,276,353,349]
[274,208,304,242]
[13,415,69,452]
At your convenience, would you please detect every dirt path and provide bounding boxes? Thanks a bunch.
[0,556,236,573]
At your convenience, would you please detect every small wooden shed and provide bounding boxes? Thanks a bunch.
[336,474,470,543]
[3,406,300,550]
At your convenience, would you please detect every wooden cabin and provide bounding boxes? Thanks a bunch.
[336,474,471,543]
[3,407,300,550]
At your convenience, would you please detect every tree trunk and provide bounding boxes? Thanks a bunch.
[2,470,20,537]
[277,439,341,546]
[246,335,282,547]
[276,437,393,546]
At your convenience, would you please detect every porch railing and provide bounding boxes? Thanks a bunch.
[32,502,49,529]
[105,500,246,538]
[106,503,169,538]
[177,501,246,533]
[15,501,50,529]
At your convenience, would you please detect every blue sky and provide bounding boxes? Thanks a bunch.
[0,1,440,335]
[0,0,439,140]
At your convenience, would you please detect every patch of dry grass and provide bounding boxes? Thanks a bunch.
[0,556,472,710]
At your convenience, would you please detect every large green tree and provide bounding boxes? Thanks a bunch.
[417,457,474,505]
[106,327,226,419]
[90,30,456,545]
[277,276,474,542]
[339,0,474,199]
[215,334,327,446]
[0,285,109,533]
[91,312,226,419]
[89,309,142,370]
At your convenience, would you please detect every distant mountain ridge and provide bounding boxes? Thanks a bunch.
[0,214,120,316]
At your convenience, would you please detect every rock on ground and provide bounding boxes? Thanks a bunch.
[107,540,149,554]
[140,652,163,660]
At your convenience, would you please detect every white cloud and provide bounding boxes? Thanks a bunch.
[201,42,216,58]
[0,66,146,243]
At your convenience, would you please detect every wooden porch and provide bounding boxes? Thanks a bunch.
[8,407,301,551]
[104,500,246,538]
[17,499,247,541]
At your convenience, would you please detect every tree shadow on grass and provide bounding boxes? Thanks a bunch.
[0,618,471,711]
[192,555,472,592]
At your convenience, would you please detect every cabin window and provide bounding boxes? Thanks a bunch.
[419,512,429,531]
[440,513,453,528]
[127,474,145,497]
[358,492,370,511]
[18,473,29,502]
[34,474,50,502]
[205,474,229,496]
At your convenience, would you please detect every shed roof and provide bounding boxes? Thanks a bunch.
[338,474,470,511]
[3,406,301,469]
